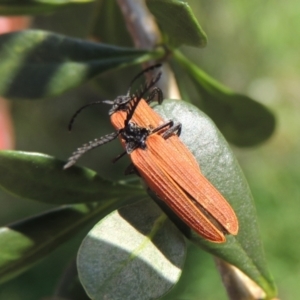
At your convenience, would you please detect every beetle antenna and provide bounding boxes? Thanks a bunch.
[67,65,162,131]
[68,102,100,132]
[63,131,119,169]
[125,71,162,125]
[126,64,162,96]
[67,100,115,131]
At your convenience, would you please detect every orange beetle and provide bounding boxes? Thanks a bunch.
[64,67,238,242]
[110,102,238,242]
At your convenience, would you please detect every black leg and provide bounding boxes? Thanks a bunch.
[146,87,163,105]
[112,150,127,163]
[124,163,138,175]
[161,122,182,139]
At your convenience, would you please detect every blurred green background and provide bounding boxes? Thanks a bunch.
[0,1,299,299]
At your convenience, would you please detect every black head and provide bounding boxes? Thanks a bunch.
[106,95,132,116]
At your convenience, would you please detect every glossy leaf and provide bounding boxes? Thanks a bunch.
[0,150,143,204]
[154,100,276,298]
[77,200,186,300]
[0,30,162,99]
[0,0,93,16]
[0,198,137,284]
[174,51,276,146]
[147,0,207,47]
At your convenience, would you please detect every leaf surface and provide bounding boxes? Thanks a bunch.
[147,0,207,47]
[0,199,138,284]
[0,150,143,204]
[0,30,160,99]
[0,0,93,15]
[175,51,276,146]
[77,200,186,300]
[154,100,276,298]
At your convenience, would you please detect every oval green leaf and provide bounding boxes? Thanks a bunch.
[147,0,207,48]
[77,200,186,300]
[174,51,276,146]
[0,30,161,99]
[0,200,133,284]
[0,0,93,15]
[0,150,143,204]
[154,100,276,298]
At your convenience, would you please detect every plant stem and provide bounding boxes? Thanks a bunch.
[215,257,267,300]
[116,0,181,99]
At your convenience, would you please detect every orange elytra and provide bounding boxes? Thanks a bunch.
[64,66,238,242]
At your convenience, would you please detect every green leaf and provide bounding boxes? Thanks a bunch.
[0,30,162,99]
[0,0,93,15]
[0,150,143,204]
[54,259,90,300]
[77,200,186,300]
[89,0,133,47]
[174,51,276,146]
[147,0,207,48]
[154,100,276,298]
[0,199,137,284]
